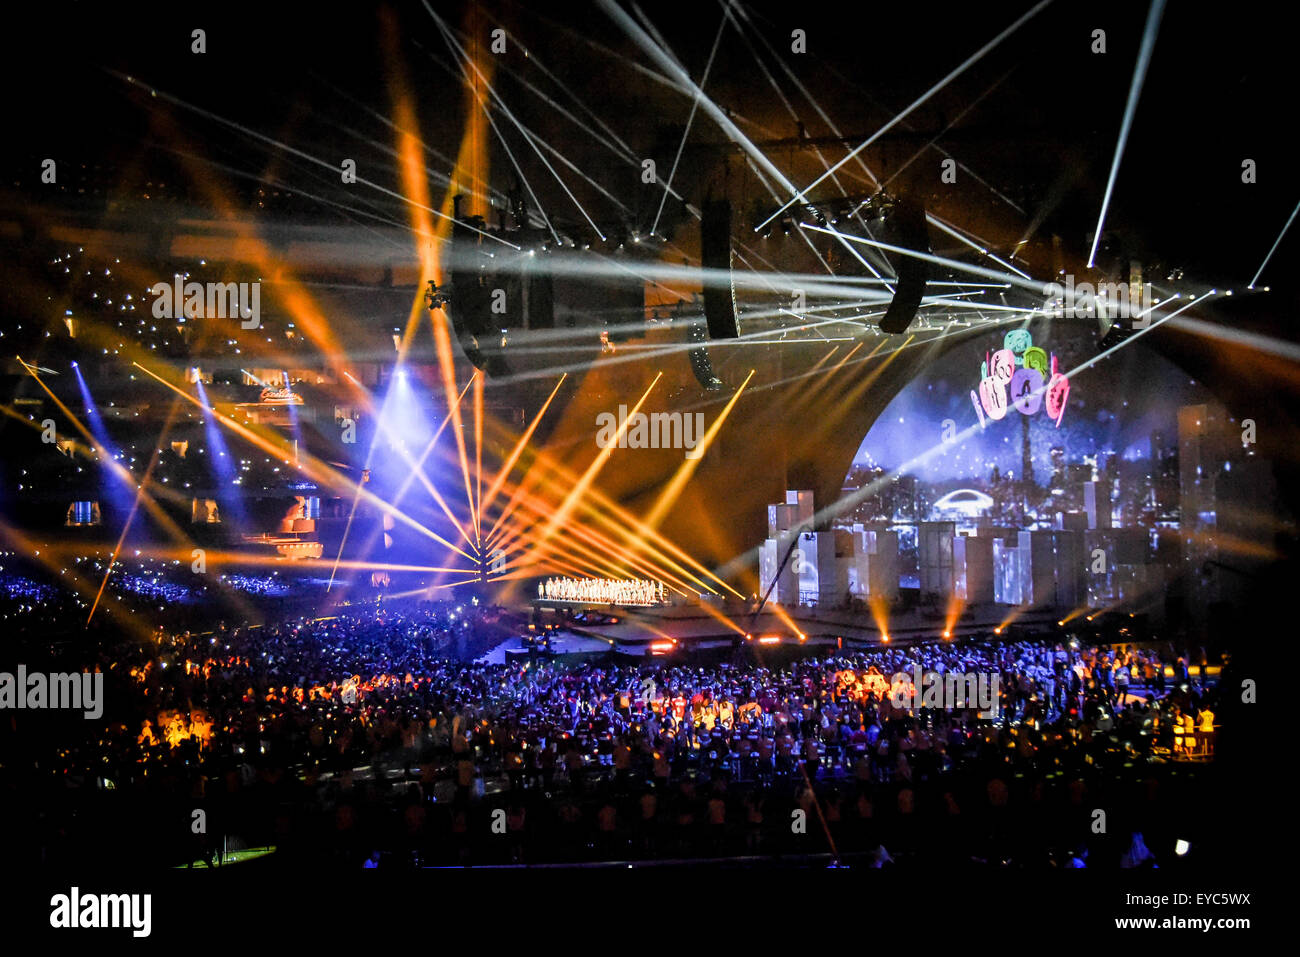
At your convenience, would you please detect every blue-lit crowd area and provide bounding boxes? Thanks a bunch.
[1,555,293,622]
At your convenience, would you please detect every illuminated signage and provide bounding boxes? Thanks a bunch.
[971,330,1070,428]
[259,386,303,406]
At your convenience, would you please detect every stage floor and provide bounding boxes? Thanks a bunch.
[533,600,1062,657]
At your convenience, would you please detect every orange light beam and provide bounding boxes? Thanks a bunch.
[868,594,891,641]
[487,485,705,595]
[474,395,737,597]
[484,465,708,591]
[489,491,701,595]
[66,542,479,577]
[1058,605,1091,626]
[826,339,865,374]
[789,338,880,416]
[429,314,478,551]
[474,371,484,545]
[484,452,557,543]
[479,374,566,522]
[996,605,1029,634]
[644,369,754,529]
[536,372,661,545]
[431,578,491,590]
[942,594,965,639]
[489,444,733,596]
[807,343,844,375]
[692,595,748,635]
[375,70,482,550]
[767,601,805,637]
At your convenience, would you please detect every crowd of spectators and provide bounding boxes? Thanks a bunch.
[0,589,1223,870]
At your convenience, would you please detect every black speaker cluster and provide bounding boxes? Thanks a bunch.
[686,315,724,391]
[873,192,931,335]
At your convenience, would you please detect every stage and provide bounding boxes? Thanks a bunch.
[532,599,1063,657]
